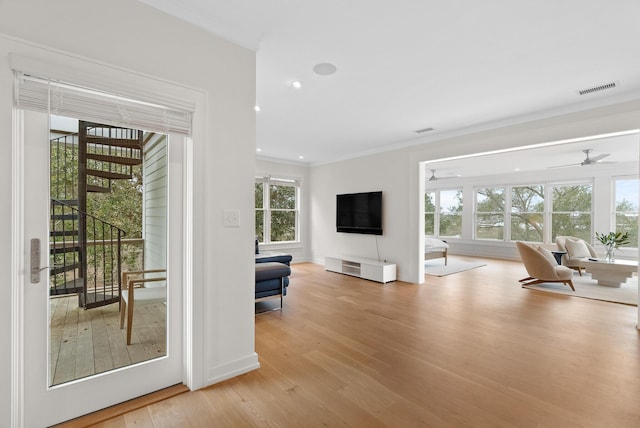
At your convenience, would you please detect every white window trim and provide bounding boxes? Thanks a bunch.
[426,188,463,239]
[256,175,301,245]
[548,181,594,244]
[471,181,595,244]
[473,186,506,241]
[613,175,639,252]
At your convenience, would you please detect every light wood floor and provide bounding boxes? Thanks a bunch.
[63,257,640,427]
[50,296,166,385]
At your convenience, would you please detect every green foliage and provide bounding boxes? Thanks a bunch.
[255,182,298,243]
[86,163,143,272]
[270,184,295,209]
[50,137,79,201]
[439,190,463,237]
[476,188,505,240]
[552,185,591,212]
[269,183,297,241]
[595,231,630,249]
[425,192,435,234]
[87,164,143,238]
[255,182,264,208]
[551,185,592,242]
[615,198,639,247]
[476,187,504,212]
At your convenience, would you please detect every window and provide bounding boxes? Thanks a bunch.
[475,187,505,240]
[425,189,463,237]
[425,191,435,235]
[511,185,544,242]
[438,189,463,237]
[255,176,299,243]
[550,184,592,242]
[614,177,639,247]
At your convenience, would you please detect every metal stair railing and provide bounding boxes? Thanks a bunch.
[50,199,126,308]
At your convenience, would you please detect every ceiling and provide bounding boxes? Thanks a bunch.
[424,131,639,182]
[138,0,640,165]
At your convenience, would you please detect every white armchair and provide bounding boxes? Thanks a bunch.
[555,236,597,276]
[517,241,575,290]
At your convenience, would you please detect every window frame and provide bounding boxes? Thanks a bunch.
[255,176,300,245]
[474,186,506,241]
[548,181,593,244]
[425,188,463,239]
[613,175,639,249]
[424,190,436,236]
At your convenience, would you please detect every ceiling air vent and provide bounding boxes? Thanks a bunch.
[578,81,617,96]
[415,127,434,134]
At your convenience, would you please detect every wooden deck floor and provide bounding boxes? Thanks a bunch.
[49,295,166,385]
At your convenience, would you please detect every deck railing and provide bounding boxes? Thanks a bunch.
[50,199,132,308]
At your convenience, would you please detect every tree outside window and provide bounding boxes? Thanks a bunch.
[551,184,592,242]
[255,177,299,243]
[255,182,264,242]
[615,178,639,247]
[475,187,505,240]
[269,183,297,242]
[425,191,435,235]
[439,189,463,237]
[511,185,544,242]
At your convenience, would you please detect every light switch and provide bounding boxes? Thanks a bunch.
[223,210,240,227]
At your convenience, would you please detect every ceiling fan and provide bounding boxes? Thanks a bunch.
[549,149,613,168]
[427,169,459,181]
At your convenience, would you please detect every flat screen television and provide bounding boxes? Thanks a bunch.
[336,191,383,235]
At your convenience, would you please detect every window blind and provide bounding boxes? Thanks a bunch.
[14,72,193,136]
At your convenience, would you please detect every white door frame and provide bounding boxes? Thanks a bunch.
[9,47,206,425]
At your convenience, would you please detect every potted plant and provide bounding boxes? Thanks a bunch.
[595,231,630,261]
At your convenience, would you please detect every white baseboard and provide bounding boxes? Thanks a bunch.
[206,353,260,386]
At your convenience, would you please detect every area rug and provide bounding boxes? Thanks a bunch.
[522,275,638,306]
[424,261,486,276]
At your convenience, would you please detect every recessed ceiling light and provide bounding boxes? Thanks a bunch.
[298,155,304,159]
[254,105,261,112]
[256,148,262,152]
[291,80,303,89]
[313,63,337,76]
[514,167,520,171]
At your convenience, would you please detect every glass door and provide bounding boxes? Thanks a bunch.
[20,110,183,427]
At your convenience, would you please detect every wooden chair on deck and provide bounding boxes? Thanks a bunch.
[120,269,167,345]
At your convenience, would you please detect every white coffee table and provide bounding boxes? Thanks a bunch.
[581,259,638,287]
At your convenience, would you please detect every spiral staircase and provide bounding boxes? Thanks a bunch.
[49,120,142,309]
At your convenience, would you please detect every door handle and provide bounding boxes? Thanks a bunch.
[30,238,49,283]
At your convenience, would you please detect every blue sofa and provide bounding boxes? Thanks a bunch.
[255,239,292,306]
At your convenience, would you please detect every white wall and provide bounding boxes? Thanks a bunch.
[256,158,311,262]
[0,0,257,424]
[311,101,640,286]
[310,150,412,275]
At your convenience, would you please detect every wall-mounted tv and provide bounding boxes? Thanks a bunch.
[336,191,383,235]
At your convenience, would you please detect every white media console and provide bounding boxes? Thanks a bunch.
[324,256,397,283]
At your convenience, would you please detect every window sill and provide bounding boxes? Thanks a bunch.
[259,241,303,251]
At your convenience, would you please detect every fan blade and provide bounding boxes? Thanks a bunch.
[548,163,580,169]
[589,153,610,163]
